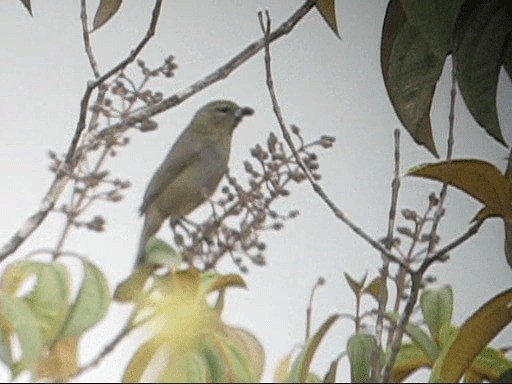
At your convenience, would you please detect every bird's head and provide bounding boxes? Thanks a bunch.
[193,100,254,136]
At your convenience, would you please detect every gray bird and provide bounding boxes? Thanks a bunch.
[135,100,254,266]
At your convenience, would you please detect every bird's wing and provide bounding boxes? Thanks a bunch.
[139,134,202,215]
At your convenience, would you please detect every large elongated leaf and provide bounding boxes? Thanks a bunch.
[381,0,445,156]
[386,312,439,362]
[0,293,43,370]
[1,262,70,346]
[467,347,512,382]
[275,353,293,383]
[157,349,211,383]
[408,159,511,220]
[439,288,512,382]
[122,337,165,383]
[196,335,255,383]
[223,326,265,381]
[390,343,431,382]
[288,314,340,382]
[453,0,512,145]
[22,263,69,344]
[409,159,512,268]
[400,0,465,58]
[420,286,453,343]
[323,359,338,383]
[60,260,110,337]
[347,333,378,383]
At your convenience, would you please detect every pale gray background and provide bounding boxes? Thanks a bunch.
[1,1,510,382]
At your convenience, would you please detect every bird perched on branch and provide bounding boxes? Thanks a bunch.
[135,99,254,267]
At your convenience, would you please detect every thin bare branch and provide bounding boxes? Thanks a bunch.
[372,128,401,381]
[66,0,163,165]
[305,277,325,340]
[80,0,100,78]
[76,313,136,376]
[426,57,457,257]
[382,56,460,382]
[0,176,68,261]
[98,0,316,140]
[382,271,422,381]
[420,219,483,273]
[258,10,409,273]
[0,0,315,263]
[0,0,161,262]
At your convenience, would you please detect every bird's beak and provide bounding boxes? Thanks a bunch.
[235,106,254,122]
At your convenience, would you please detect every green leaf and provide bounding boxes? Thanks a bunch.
[381,0,444,157]
[158,350,211,383]
[200,271,246,294]
[145,237,182,267]
[344,272,366,298]
[288,314,340,382]
[363,276,388,305]
[217,338,255,382]
[453,0,512,145]
[322,359,338,383]
[347,333,378,383]
[429,325,459,382]
[0,293,43,370]
[223,326,265,382]
[420,286,453,342]
[122,337,165,383]
[306,372,323,383]
[113,264,153,303]
[390,343,431,382]
[275,353,293,383]
[315,0,340,39]
[408,159,511,220]
[400,0,465,58]
[469,347,512,382]
[195,334,257,383]
[22,263,69,344]
[386,312,439,362]
[92,0,122,31]
[60,260,110,337]
[438,288,512,382]
[438,323,459,350]
[494,368,512,383]
[0,326,13,368]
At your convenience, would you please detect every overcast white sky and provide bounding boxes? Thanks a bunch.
[1,1,511,382]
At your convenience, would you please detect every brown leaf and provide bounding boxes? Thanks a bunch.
[408,159,511,220]
[36,337,79,382]
[439,288,512,382]
[92,0,123,31]
[315,0,340,38]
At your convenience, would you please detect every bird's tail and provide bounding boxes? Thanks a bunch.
[135,216,158,267]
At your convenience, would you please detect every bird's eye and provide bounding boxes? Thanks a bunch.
[217,106,232,114]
